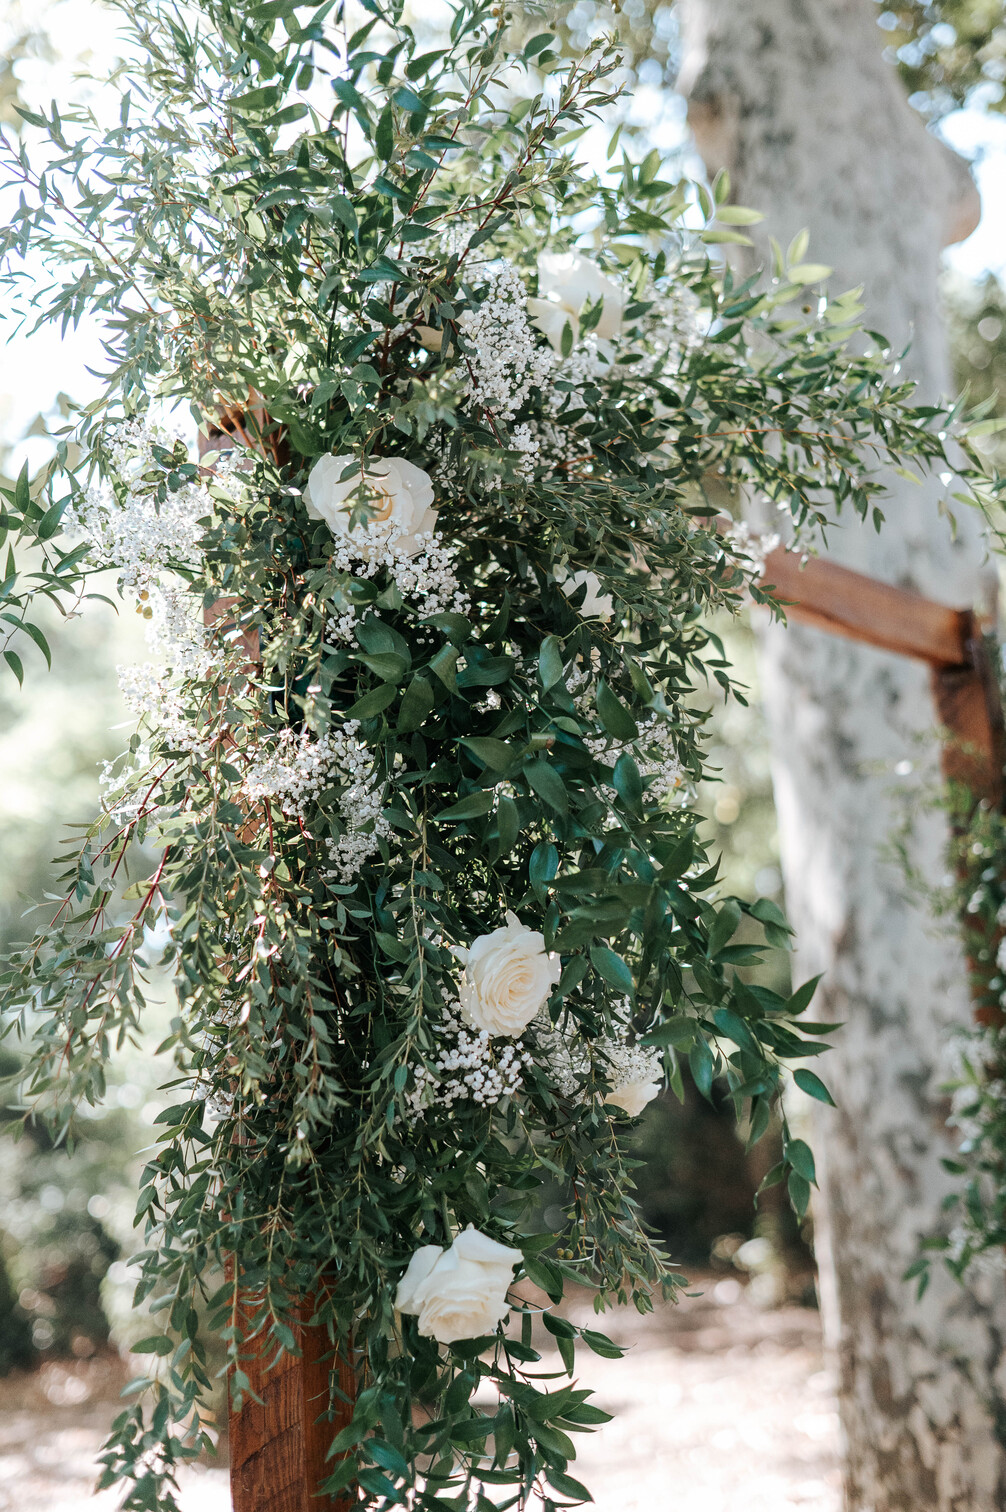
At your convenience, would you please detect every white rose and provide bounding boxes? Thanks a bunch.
[415,325,445,352]
[457,910,561,1037]
[604,1079,662,1118]
[559,568,614,620]
[527,251,626,353]
[395,1225,522,1344]
[303,454,437,559]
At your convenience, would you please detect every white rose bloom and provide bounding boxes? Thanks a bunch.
[604,1079,662,1118]
[457,910,561,1036]
[303,454,437,559]
[415,325,445,352]
[560,569,614,620]
[527,251,626,353]
[395,1224,522,1344]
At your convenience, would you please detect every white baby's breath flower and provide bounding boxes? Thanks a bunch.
[457,911,561,1036]
[395,1225,522,1344]
[407,999,531,1118]
[458,261,553,423]
[600,1026,663,1118]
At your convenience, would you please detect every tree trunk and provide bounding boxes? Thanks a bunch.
[678,3,1006,1507]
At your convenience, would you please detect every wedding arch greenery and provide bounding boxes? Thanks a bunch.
[0,2,990,1507]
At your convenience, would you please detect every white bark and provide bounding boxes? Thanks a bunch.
[678,4,1006,1508]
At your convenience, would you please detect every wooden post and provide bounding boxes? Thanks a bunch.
[197,417,356,1511]
[228,1290,355,1512]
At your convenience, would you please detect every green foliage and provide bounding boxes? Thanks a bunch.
[550,0,1006,120]
[877,2,1006,116]
[945,270,1006,469]
[0,2,992,1506]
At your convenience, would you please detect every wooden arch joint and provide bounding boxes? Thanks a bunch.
[758,544,1005,814]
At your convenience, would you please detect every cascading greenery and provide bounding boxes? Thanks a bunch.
[0,3,993,1508]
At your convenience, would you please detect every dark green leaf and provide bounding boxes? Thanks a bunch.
[787,1170,811,1217]
[524,759,568,814]
[787,975,822,1017]
[397,675,434,733]
[785,1136,817,1184]
[596,681,637,741]
[538,635,565,691]
[589,944,634,996]
[689,1039,715,1099]
[435,790,495,823]
[794,1068,836,1106]
[461,737,514,772]
[347,684,397,719]
[706,900,741,958]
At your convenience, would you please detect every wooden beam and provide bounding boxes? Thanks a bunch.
[228,1305,305,1512]
[759,545,972,669]
[755,542,1006,1030]
[756,545,1004,802]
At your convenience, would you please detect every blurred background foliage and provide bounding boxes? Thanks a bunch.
[2,0,1006,1377]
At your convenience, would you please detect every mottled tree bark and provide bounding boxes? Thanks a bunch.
[678,3,1006,1508]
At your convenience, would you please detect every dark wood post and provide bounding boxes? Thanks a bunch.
[197,416,356,1511]
[228,1290,355,1512]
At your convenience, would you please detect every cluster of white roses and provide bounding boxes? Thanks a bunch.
[395,915,662,1347]
[408,912,664,1125]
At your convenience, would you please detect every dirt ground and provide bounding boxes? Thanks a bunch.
[0,1277,840,1512]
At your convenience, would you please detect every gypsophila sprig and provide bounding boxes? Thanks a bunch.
[0,4,991,1508]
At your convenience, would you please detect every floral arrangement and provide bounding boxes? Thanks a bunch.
[0,3,984,1508]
